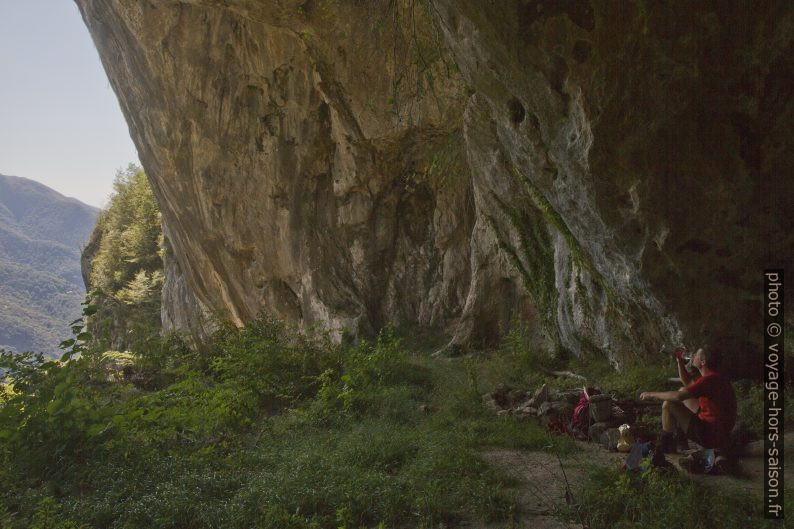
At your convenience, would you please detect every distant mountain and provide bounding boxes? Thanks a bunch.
[0,174,99,355]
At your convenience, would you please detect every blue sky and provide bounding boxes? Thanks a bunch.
[0,1,139,208]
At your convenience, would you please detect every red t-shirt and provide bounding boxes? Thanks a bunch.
[684,371,737,446]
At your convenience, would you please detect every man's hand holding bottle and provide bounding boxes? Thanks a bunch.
[673,346,690,362]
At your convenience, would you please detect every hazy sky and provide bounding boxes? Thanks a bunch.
[0,1,139,208]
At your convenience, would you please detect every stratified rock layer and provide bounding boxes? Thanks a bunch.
[76,0,793,373]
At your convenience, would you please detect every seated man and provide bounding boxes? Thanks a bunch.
[640,344,737,454]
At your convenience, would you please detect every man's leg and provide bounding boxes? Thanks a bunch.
[680,387,698,414]
[659,400,696,454]
[661,400,694,433]
[675,388,699,450]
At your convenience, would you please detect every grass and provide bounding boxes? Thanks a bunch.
[568,465,793,529]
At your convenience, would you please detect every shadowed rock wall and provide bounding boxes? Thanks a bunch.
[76,0,793,373]
[430,0,794,373]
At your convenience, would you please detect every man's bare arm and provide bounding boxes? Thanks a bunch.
[677,358,692,386]
[640,390,693,402]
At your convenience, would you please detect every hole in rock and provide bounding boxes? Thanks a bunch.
[508,97,526,126]
[572,40,591,63]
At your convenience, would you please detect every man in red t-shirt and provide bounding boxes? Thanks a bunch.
[640,345,737,452]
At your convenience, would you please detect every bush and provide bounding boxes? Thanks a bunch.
[0,349,112,481]
[206,315,339,412]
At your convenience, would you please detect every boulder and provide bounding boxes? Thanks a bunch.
[551,388,583,405]
[600,428,621,451]
[588,421,611,442]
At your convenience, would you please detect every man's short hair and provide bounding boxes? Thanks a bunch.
[701,344,722,370]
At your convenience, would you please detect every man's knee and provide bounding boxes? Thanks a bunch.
[663,399,686,414]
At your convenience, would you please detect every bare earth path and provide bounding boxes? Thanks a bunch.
[462,433,794,529]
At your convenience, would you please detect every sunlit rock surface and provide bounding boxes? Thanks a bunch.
[76,0,793,373]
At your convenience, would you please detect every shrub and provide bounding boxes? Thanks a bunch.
[0,349,111,481]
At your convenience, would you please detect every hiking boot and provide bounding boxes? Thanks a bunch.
[646,445,674,471]
[709,455,731,475]
[679,454,704,473]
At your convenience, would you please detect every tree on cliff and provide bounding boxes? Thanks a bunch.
[82,164,163,352]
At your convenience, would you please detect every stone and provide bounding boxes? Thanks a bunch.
[588,421,610,442]
[551,389,583,405]
[515,406,538,418]
[514,397,534,410]
[537,401,574,420]
[588,395,615,422]
[740,440,764,458]
[600,428,621,451]
[728,422,755,450]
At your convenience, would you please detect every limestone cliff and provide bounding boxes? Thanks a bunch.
[75,0,793,373]
[428,0,793,374]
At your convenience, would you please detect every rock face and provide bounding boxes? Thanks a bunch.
[428,0,794,373]
[75,0,793,373]
[75,1,492,344]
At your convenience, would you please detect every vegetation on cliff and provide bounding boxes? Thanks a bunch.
[82,164,163,353]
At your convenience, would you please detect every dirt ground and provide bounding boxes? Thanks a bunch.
[462,433,794,529]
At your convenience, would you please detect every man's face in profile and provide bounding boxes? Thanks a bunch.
[691,347,706,370]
